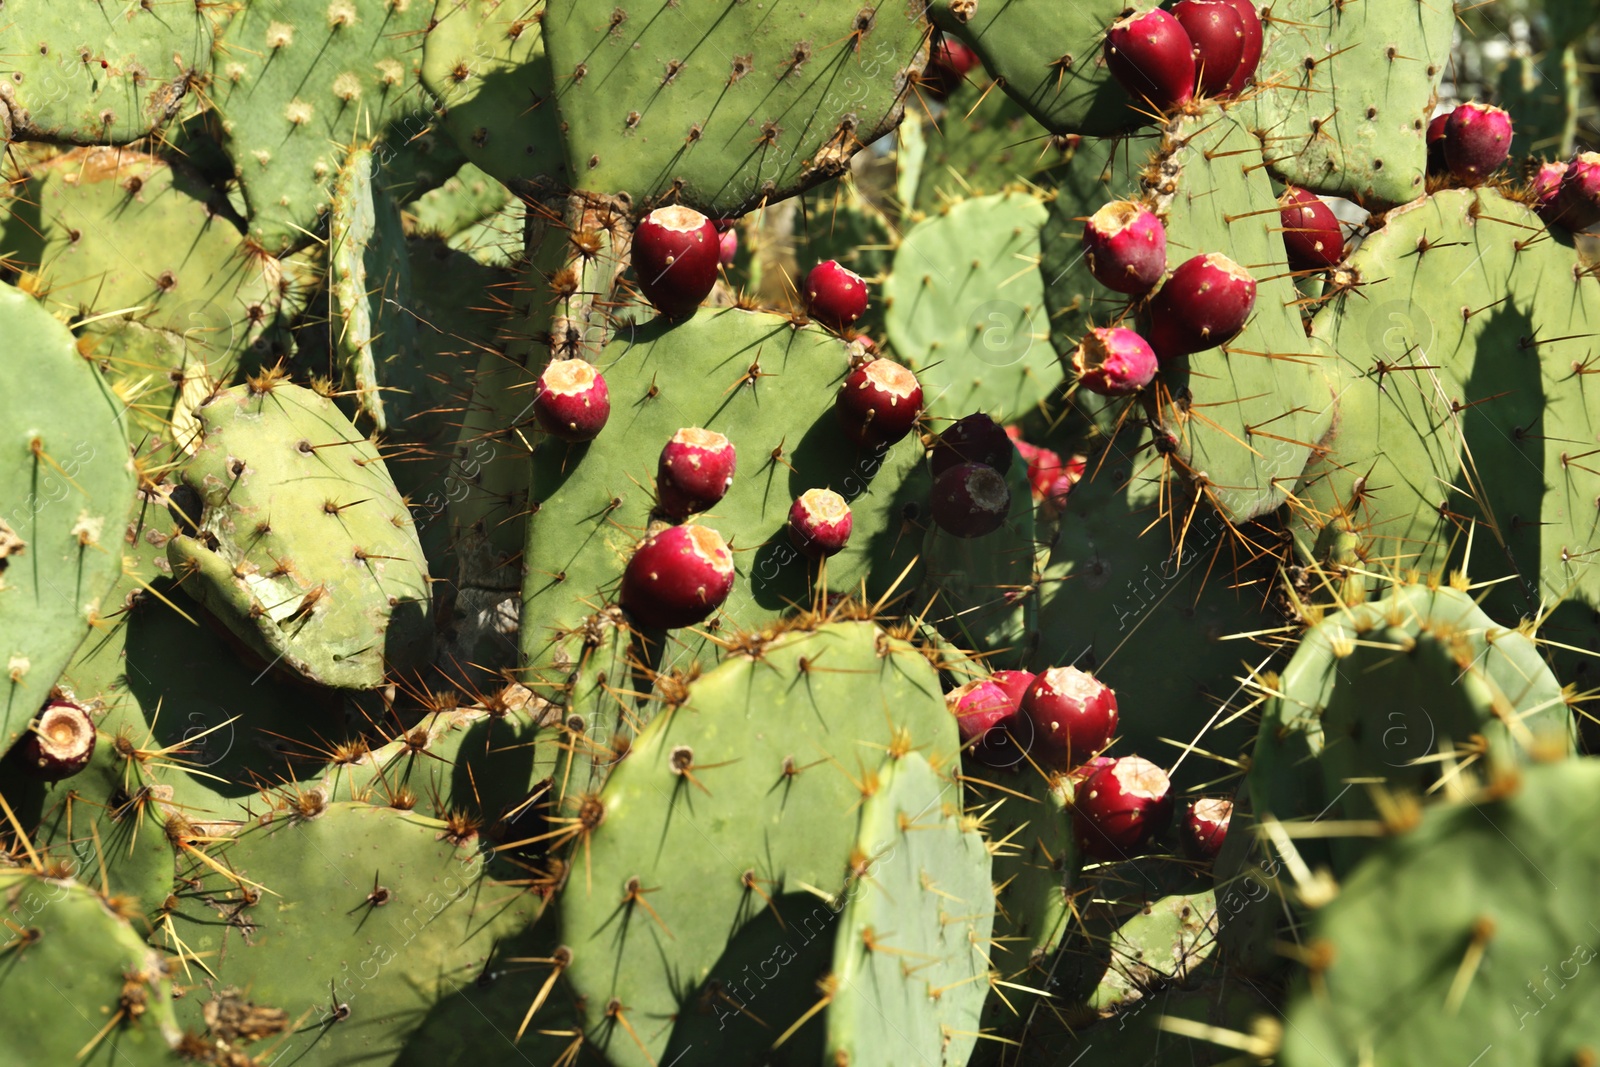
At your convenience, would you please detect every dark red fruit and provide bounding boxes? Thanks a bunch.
[928,36,981,97]
[1545,152,1600,232]
[1072,756,1174,859]
[1072,327,1159,396]
[634,205,720,320]
[836,358,923,448]
[20,700,96,780]
[1145,253,1257,359]
[1104,10,1196,111]
[1278,187,1344,271]
[1172,0,1246,97]
[805,260,870,331]
[1216,0,1262,96]
[1024,667,1118,769]
[787,488,853,559]
[930,413,1016,478]
[1082,200,1168,295]
[1442,102,1512,184]
[534,359,610,442]
[1185,797,1233,860]
[718,228,738,267]
[619,524,736,629]
[1532,160,1569,226]
[930,462,1011,538]
[990,669,1035,712]
[946,679,1014,744]
[1426,112,1449,176]
[657,427,736,519]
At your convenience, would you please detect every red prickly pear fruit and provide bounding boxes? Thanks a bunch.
[1082,200,1168,295]
[930,462,1011,538]
[1442,102,1513,183]
[1216,0,1262,96]
[21,700,96,780]
[1039,466,1083,519]
[1532,160,1567,205]
[1072,756,1173,859]
[805,260,870,330]
[657,427,737,519]
[1103,10,1196,111]
[1425,112,1449,176]
[1278,186,1344,271]
[1005,424,1041,465]
[787,488,853,559]
[1067,754,1117,787]
[836,358,923,448]
[1023,446,1062,500]
[633,205,720,320]
[928,36,981,97]
[619,524,736,629]
[1072,327,1159,396]
[1185,797,1233,860]
[1145,253,1257,360]
[1023,666,1118,769]
[535,359,610,441]
[718,228,738,267]
[945,679,1014,744]
[989,669,1036,712]
[1545,152,1600,232]
[930,412,1015,478]
[1172,0,1246,98]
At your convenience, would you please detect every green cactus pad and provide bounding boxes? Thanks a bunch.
[1087,889,1220,1013]
[886,191,1063,423]
[0,2,210,144]
[377,118,469,205]
[158,801,544,1067]
[0,282,137,753]
[207,0,435,253]
[928,0,1141,138]
[1241,0,1453,207]
[554,620,960,1067]
[167,382,432,690]
[540,0,926,213]
[1295,189,1600,633]
[1249,582,1575,874]
[420,0,568,192]
[0,870,181,1064]
[406,162,514,239]
[1279,758,1600,1067]
[0,146,280,355]
[519,307,924,682]
[826,751,994,1067]
[1032,433,1278,792]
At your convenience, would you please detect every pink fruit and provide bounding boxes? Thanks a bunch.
[930,462,1011,538]
[20,700,96,780]
[1545,152,1600,232]
[930,413,1016,478]
[1072,756,1174,859]
[1039,469,1081,518]
[1278,187,1344,271]
[634,205,720,320]
[657,427,737,519]
[1442,102,1513,183]
[1216,0,1262,96]
[534,359,610,442]
[1067,754,1117,786]
[1172,0,1246,98]
[787,488,853,559]
[1532,160,1568,204]
[718,228,738,267]
[1145,253,1257,359]
[836,358,922,448]
[1082,200,1168,295]
[1104,10,1196,111]
[619,524,736,629]
[1425,112,1449,176]
[1185,797,1233,860]
[1023,666,1118,769]
[946,679,1015,744]
[1072,327,1159,396]
[1023,446,1062,500]
[928,36,981,97]
[990,669,1036,712]
[805,260,870,330]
